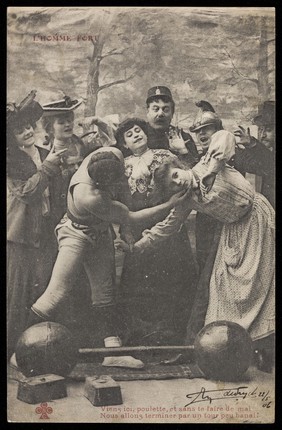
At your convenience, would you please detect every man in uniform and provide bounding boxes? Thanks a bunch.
[145,85,199,165]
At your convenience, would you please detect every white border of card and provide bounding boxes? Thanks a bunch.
[7,6,275,424]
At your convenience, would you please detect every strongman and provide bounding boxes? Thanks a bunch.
[29,147,186,346]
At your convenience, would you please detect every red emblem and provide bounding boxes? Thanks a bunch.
[35,402,53,419]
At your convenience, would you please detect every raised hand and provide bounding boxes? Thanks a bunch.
[78,116,99,130]
[45,146,68,165]
[233,125,252,147]
[168,128,188,153]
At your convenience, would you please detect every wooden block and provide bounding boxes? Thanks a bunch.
[17,374,67,404]
[84,375,123,406]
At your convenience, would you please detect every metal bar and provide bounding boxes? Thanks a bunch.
[78,345,195,362]
[79,345,194,354]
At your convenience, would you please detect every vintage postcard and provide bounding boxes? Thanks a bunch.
[7,6,275,424]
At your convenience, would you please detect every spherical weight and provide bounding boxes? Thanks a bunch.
[15,321,78,377]
[194,320,253,381]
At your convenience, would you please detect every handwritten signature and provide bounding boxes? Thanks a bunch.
[185,386,271,407]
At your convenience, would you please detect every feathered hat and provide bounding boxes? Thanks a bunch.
[7,90,43,128]
[189,100,222,133]
[42,95,83,117]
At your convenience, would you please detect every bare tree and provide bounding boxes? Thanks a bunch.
[85,39,137,116]
[84,13,138,117]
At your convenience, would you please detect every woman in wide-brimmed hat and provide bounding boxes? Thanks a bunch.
[41,96,92,226]
[7,91,65,359]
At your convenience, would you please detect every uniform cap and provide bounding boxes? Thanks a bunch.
[146,86,173,104]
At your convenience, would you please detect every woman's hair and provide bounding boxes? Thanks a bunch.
[41,112,75,144]
[41,116,55,137]
[149,157,187,205]
[87,151,125,189]
[115,117,148,157]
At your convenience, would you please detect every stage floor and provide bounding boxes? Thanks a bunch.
[7,364,275,424]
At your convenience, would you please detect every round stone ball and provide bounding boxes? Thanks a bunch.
[194,320,253,381]
[15,321,78,377]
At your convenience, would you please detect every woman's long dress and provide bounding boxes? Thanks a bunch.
[133,152,275,343]
[7,146,59,358]
[119,149,198,345]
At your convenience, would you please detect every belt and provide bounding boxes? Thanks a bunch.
[66,211,109,233]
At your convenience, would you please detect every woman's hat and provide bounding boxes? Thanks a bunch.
[42,96,83,117]
[189,100,222,132]
[253,101,275,126]
[7,90,43,128]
